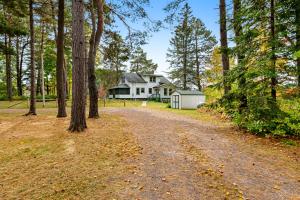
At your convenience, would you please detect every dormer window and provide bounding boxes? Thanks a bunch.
[150,76,156,83]
[121,76,125,83]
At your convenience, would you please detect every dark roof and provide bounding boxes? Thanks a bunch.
[159,76,172,85]
[123,73,147,83]
[173,90,204,95]
[110,84,130,89]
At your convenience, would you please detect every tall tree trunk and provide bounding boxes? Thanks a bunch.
[5,35,12,101]
[40,24,45,107]
[296,0,300,88]
[37,21,45,96]
[220,0,231,95]
[195,36,201,91]
[16,37,21,96]
[69,0,87,132]
[51,0,58,40]
[18,38,29,96]
[87,0,103,118]
[233,0,247,112]
[270,0,277,101]
[56,0,67,117]
[26,0,36,115]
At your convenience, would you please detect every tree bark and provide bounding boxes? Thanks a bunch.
[69,0,87,132]
[16,37,21,96]
[296,0,300,88]
[270,0,277,101]
[5,34,12,101]
[56,0,67,117]
[18,38,29,96]
[87,0,104,118]
[233,0,247,112]
[219,0,231,95]
[37,21,45,96]
[26,0,36,115]
[195,35,201,91]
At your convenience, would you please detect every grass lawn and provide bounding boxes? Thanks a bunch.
[0,109,141,199]
[0,99,230,126]
[0,99,143,109]
[146,101,231,126]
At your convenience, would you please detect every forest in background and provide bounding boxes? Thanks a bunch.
[0,0,299,136]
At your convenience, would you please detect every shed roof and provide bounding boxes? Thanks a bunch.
[123,73,147,83]
[173,90,204,95]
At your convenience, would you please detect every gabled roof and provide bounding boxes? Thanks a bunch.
[159,76,172,85]
[123,73,147,83]
[173,90,204,95]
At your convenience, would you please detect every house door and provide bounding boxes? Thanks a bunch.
[173,95,179,109]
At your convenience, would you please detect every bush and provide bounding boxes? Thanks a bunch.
[166,103,171,108]
[197,103,205,108]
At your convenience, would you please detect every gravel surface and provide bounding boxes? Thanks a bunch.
[105,107,300,200]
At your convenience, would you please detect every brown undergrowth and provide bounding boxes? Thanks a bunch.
[0,110,141,199]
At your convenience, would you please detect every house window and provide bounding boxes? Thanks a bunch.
[148,88,152,94]
[164,88,168,96]
[141,88,145,93]
[169,88,172,95]
[136,88,140,95]
[150,76,156,83]
[121,76,125,83]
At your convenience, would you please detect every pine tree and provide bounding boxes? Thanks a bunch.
[103,31,130,83]
[130,47,158,74]
[219,0,231,95]
[191,17,217,91]
[26,0,36,115]
[56,0,67,117]
[167,3,194,89]
[69,0,87,132]
[233,0,247,112]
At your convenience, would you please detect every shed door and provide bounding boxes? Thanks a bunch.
[173,95,179,109]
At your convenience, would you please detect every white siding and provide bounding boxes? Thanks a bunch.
[181,95,205,109]
[111,74,172,99]
[171,92,205,109]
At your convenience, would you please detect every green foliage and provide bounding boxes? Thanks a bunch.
[130,47,158,74]
[167,3,216,90]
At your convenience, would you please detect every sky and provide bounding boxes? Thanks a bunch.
[123,0,221,76]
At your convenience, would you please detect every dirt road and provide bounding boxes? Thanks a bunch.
[106,108,300,200]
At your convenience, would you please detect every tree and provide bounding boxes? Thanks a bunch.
[233,0,247,112]
[219,0,231,95]
[26,0,36,115]
[5,35,12,100]
[68,0,87,132]
[103,31,130,83]
[191,17,217,91]
[56,0,67,117]
[270,0,277,101]
[87,0,104,119]
[296,0,300,88]
[167,3,194,89]
[130,47,158,74]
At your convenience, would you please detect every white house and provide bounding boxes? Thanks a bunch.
[171,90,205,109]
[108,73,173,100]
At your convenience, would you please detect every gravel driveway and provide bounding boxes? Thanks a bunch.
[105,107,300,200]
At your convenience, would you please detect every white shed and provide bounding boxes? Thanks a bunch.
[171,90,205,109]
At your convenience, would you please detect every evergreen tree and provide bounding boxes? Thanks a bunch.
[69,0,87,132]
[191,17,217,91]
[130,47,158,74]
[167,3,194,89]
[103,31,130,83]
